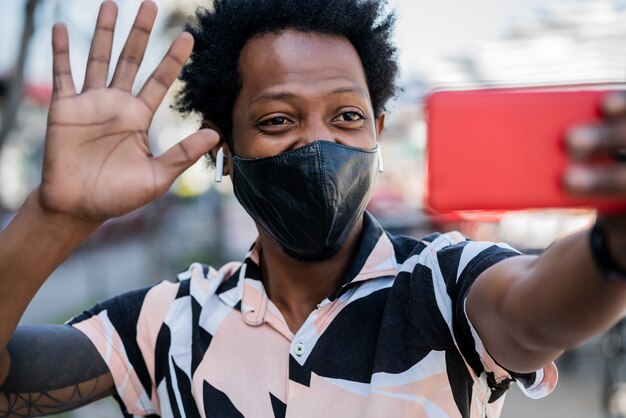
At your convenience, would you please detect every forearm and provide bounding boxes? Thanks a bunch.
[0,190,99,357]
[509,229,626,347]
[468,225,626,372]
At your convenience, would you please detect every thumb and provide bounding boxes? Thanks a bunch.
[154,128,220,185]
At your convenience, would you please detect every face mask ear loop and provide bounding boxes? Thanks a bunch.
[377,144,384,173]
[215,147,224,183]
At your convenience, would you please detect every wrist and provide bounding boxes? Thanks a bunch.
[27,189,101,241]
[591,216,626,281]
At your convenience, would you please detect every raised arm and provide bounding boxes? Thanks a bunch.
[0,1,218,412]
[0,326,115,417]
[467,93,626,373]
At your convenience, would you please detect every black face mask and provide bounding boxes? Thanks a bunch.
[232,141,380,260]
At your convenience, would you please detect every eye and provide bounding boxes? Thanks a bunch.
[334,111,365,123]
[259,116,289,126]
[256,115,295,133]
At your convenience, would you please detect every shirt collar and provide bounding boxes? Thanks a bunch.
[329,211,399,300]
[218,211,399,321]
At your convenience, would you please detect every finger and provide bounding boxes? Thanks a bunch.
[564,165,626,197]
[566,122,626,160]
[602,92,626,120]
[152,129,220,186]
[82,1,118,92]
[51,23,76,99]
[137,32,193,113]
[110,1,157,92]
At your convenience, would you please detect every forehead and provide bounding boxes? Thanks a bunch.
[237,30,370,101]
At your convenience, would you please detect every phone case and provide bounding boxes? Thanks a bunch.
[424,86,626,213]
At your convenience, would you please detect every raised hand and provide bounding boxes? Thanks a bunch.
[40,0,218,222]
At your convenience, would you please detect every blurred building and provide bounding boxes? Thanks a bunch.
[417,0,626,87]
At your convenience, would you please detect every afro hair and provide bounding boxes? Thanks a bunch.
[174,0,398,147]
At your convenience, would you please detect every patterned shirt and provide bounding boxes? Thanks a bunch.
[69,212,557,418]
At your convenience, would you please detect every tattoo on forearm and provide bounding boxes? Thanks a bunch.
[0,375,112,417]
[0,325,114,417]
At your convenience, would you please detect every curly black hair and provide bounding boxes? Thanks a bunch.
[174,0,398,148]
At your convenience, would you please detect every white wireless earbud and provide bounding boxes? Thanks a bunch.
[377,145,384,173]
[215,147,224,183]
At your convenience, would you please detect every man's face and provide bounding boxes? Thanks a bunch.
[227,30,383,163]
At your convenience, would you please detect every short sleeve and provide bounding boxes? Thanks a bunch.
[423,232,558,402]
[67,279,181,417]
[461,297,558,400]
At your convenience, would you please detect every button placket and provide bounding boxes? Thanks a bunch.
[290,306,324,363]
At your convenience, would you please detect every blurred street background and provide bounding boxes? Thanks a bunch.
[2,0,626,416]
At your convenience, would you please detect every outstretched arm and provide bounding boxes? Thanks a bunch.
[467,230,626,373]
[0,0,219,410]
[467,93,626,373]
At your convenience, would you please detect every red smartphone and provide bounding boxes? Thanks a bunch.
[424,85,626,214]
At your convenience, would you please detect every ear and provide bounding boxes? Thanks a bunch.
[219,141,232,178]
[202,120,231,178]
[375,113,386,139]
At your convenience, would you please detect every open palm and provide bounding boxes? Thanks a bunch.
[40,1,218,222]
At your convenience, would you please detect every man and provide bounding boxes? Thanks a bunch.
[1,0,626,417]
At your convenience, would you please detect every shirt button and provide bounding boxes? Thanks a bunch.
[294,342,306,356]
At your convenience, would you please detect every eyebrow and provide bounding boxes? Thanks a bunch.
[330,86,369,99]
[252,92,298,104]
[251,86,369,104]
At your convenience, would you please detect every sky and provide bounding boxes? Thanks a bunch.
[0,0,592,87]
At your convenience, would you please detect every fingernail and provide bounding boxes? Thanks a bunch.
[604,93,626,114]
[565,167,595,191]
[567,127,598,152]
